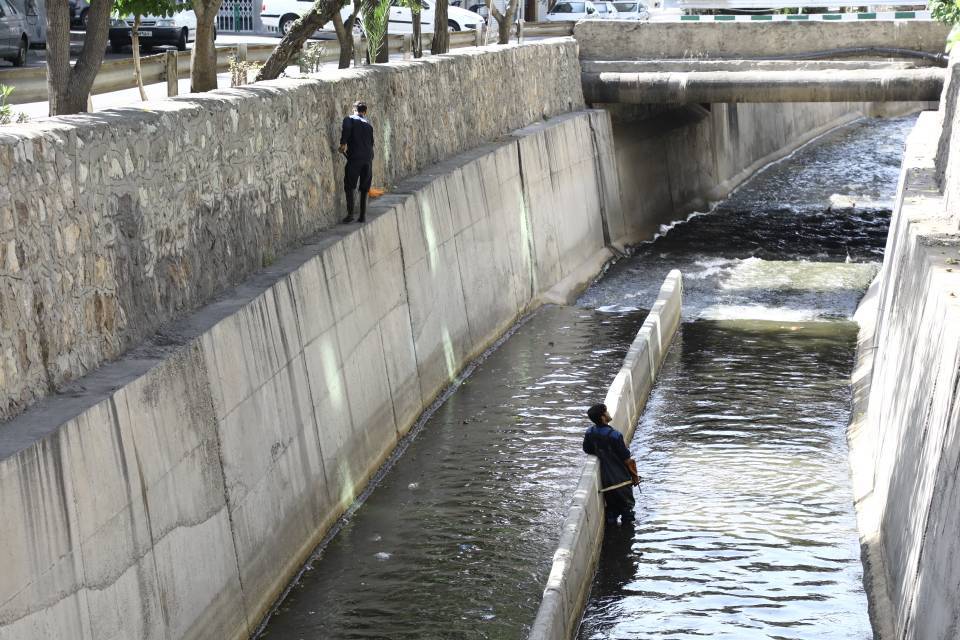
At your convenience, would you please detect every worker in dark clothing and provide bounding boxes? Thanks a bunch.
[339,101,374,224]
[583,403,640,525]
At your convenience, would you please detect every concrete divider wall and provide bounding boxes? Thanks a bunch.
[848,61,960,639]
[0,38,584,423]
[0,109,615,640]
[574,20,951,60]
[529,270,683,640]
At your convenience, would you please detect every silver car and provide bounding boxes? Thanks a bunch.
[0,0,28,66]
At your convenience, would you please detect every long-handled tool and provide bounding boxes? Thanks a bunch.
[599,479,636,494]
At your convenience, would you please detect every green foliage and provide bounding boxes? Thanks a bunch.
[298,42,327,73]
[398,0,421,13]
[931,0,960,24]
[112,0,182,20]
[930,0,960,51]
[948,25,960,52]
[0,85,28,125]
[228,56,262,86]
[363,0,391,62]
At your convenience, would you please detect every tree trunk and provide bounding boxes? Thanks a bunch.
[333,10,355,68]
[191,0,223,92]
[431,0,449,54]
[256,0,343,81]
[132,15,148,101]
[46,0,112,115]
[375,34,389,62]
[490,0,516,44]
[412,10,422,57]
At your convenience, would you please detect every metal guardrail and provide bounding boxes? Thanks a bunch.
[0,22,573,106]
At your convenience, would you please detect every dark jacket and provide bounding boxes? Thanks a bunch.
[583,424,632,488]
[340,114,374,164]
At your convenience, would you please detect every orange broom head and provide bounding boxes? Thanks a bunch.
[369,187,386,198]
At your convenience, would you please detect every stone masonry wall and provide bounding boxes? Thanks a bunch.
[0,39,584,423]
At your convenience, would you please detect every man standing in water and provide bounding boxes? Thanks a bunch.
[339,101,374,224]
[583,404,640,525]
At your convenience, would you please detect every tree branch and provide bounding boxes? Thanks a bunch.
[256,0,344,81]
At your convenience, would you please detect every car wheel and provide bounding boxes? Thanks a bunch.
[279,14,298,35]
[110,39,124,54]
[448,19,461,31]
[12,37,26,67]
[80,8,89,28]
[176,27,188,50]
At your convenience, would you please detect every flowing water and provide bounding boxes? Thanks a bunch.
[260,115,913,639]
[259,307,646,639]
[576,115,915,639]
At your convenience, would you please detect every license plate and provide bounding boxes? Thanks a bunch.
[130,29,153,36]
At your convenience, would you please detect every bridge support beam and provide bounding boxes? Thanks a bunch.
[582,68,946,104]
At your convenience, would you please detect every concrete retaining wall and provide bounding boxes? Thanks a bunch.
[0,38,584,423]
[574,20,951,60]
[606,101,869,243]
[528,270,683,640]
[848,59,960,640]
[0,109,616,640]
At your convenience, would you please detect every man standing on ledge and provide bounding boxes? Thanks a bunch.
[583,403,640,525]
[339,101,374,224]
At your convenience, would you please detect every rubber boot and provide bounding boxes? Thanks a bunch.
[358,191,368,223]
[342,189,355,224]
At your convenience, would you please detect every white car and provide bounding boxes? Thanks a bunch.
[545,0,606,20]
[611,0,649,18]
[593,1,620,17]
[261,0,484,36]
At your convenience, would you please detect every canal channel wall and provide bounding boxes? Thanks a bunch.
[849,56,960,640]
[0,36,885,640]
[529,270,683,640]
[0,100,620,638]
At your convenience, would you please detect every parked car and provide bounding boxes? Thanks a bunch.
[0,0,29,66]
[69,0,89,27]
[262,0,483,36]
[593,1,619,17]
[545,0,603,20]
[109,7,198,52]
[611,0,648,18]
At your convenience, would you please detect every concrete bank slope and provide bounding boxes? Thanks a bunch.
[0,109,617,640]
[0,38,584,424]
[848,58,960,640]
[529,270,683,640]
[606,101,872,242]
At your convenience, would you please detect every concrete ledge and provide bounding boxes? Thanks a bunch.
[528,269,683,640]
[582,68,946,104]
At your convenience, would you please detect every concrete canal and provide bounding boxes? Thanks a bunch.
[260,115,912,639]
[576,116,914,639]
